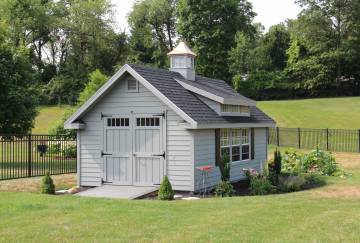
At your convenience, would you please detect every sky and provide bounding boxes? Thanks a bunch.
[111,0,302,32]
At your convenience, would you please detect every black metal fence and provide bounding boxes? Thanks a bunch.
[268,127,360,153]
[0,134,77,180]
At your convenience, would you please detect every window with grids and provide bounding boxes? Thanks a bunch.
[107,118,129,127]
[136,117,160,127]
[241,129,250,160]
[220,128,250,162]
[221,104,242,113]
[127,78,138,92]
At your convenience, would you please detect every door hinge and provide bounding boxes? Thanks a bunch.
[101,112,112,120]
[153,152,165,159]
[152,112,166,118]
[101,151,112,157]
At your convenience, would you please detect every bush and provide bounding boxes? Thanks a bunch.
[268,149,282,185]
[63,144,77,158]
[303,173,326,189]
[214,180,235,197]
[278,175,306,192]
[282,149,304,175]
[303,149,338,175]
[41,171,55,194]
[219,152,231,181]
[249,176,276,195]
[158,176,174,200]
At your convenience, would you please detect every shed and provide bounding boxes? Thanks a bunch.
[65,42,275,192]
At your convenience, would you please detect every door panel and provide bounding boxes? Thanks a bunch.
[103,117,132,185]
[103,114,165,186]
[133,116,164,186]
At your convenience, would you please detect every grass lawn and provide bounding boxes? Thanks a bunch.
[258,97,360,129]
[0,153,359,242]
[32,106,70,134]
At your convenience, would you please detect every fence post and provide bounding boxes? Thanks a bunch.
[276,127,280,147]
[27,134,32,177]
[326,128,329,151]
[298,128,301,149]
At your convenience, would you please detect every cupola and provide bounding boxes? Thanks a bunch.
[168,41,196,81]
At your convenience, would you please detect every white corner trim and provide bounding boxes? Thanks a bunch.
[176,79,256,106]
[64,64,197,129]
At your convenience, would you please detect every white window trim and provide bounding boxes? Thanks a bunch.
[220,128,251,163]
[127,77,139,92]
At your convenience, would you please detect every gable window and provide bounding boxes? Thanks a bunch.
[221,104,242,113]
[127,78,138,92]
[220,128,251,163]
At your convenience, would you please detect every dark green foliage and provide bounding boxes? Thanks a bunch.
[215,180,235,197]
[249,176,276,195]
[158,176,174,200]
[0,39,38,134]
[177,0,256,82]
[219,152,231,181]
[41,171,55,194]
[268,149,282,185]
[273,149,282,174]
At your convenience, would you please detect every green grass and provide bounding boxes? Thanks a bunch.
[258,97,360,129]
[0,153,359,242]
[32,106,70,134]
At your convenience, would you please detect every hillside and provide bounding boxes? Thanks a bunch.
[258,97,360,129]
[31,97,360,133]
[32,106,70,134]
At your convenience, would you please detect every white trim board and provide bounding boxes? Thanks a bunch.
[64,64,198,129]
[176,79,256,106]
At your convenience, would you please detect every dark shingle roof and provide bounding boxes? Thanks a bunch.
[128,64,274,125]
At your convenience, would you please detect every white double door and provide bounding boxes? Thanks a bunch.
[102,113,165,186]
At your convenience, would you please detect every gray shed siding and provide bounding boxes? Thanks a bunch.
[193,128,267,191]
[78,76,194,191]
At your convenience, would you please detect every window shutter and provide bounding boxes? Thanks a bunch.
[215,129,221,166]
[251,128,255,160]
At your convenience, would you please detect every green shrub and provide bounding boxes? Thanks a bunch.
[63,144,77,158]
[41,171,55,194]
[282,149,304,175]
[215,180,235,197]
[303,173,326,189]
[303,149,338,175]
[158,176,174,200]
[249,176,276,195]
[278,175,306,192]
[268,149,282,185]
[219,152,231,181]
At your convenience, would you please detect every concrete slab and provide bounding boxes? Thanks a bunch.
[76,185,158,200]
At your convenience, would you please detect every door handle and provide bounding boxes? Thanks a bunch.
[152,152,165,159]
[101,151,112,157]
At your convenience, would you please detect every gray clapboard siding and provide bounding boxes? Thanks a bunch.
[193,128,267,191]
[78,76,194,190]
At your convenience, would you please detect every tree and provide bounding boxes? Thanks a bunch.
[0,28,38,134]
[177,0,256,82]
[127,0,176,68]
[50,69,108,136]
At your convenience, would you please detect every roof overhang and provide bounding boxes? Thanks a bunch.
[179,121,276,129]
[64,64,198,129]
[176,80,256,106]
